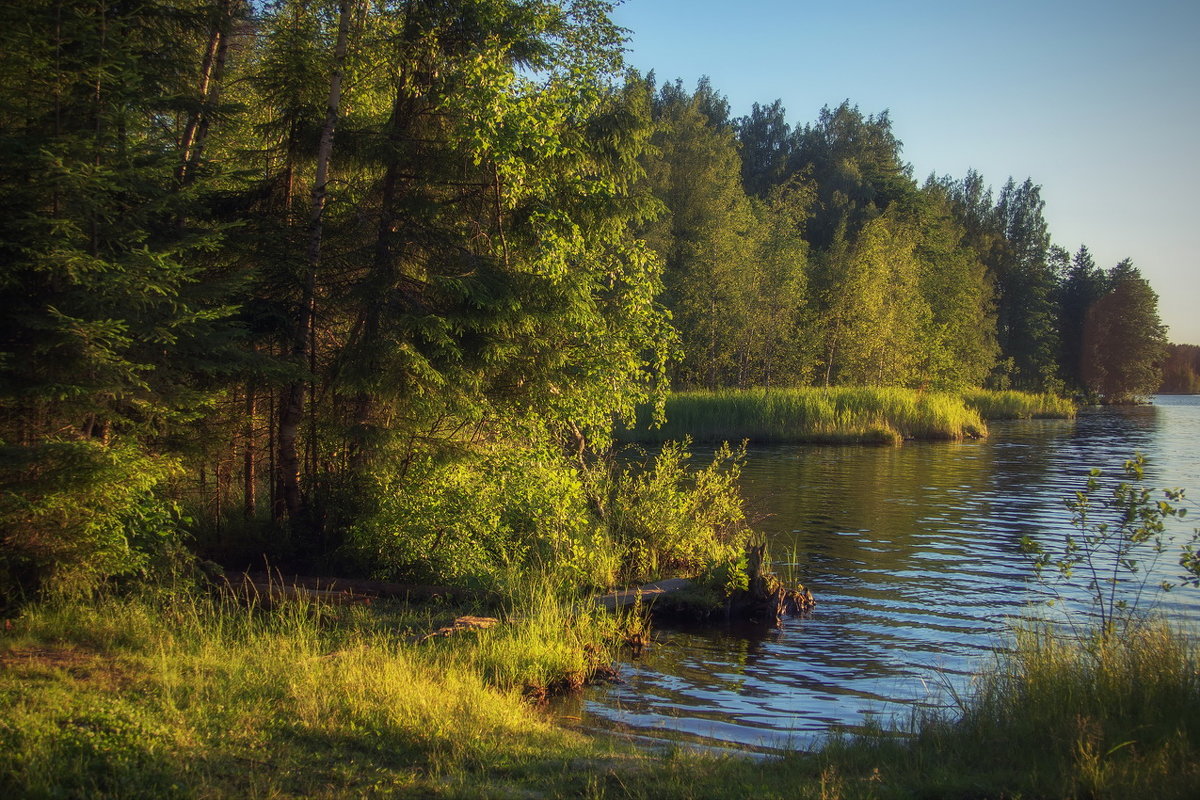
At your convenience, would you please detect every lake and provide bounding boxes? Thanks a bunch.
[555,396,1200,752]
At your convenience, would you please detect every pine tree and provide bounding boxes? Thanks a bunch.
[1057,245,1107,395]
[0,0,244,593]
[1082,260,1167,403]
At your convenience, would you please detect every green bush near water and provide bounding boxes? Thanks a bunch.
[336,437,753,596]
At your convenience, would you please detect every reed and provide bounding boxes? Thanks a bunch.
[620,387,989,445]
[961,388,1077,419]
[563,619,1200,799]
[888,619,1200,798]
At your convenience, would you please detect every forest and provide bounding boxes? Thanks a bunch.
[0,0,1178,602]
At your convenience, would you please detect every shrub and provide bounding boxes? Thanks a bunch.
[603,439,752,585]
[338,441,619,594]
[0,438,183,603]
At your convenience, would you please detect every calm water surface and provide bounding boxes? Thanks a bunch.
[557,397,1200,752]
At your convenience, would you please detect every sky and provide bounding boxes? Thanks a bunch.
[609,0,1200,344]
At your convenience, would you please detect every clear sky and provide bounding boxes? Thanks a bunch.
[610,0,1200,344]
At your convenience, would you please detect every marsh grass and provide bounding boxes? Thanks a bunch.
[571,619,1200,799]
[620,387,989,445]
[962,388,1078,419]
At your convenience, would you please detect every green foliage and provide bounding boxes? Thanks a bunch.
[942,172,1063,393]
[1160,344,1200,394]
[992,178,1063,392]
[339,441,619,593]
[637,76,764,389]
[910,182,1000,389]
[0,439,183,601]
[1081,260,1169,403]
[602,440,752,584]
[0,0,1175,612]
[814,211,928,386]
[789,101,915,249]
[1021,453,1196,635]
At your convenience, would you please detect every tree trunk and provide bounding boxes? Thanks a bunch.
[243,383,256,519]
[277,0,353,525]
[178,0,235,184]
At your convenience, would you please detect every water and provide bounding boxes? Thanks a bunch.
[556,397,1200,752]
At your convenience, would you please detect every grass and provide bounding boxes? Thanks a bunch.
[620,387,991,445]
[961,388,1078,420]
[3,591,1196,798]
[906,620,1200,798]
[0,585,627,798]
[619,387,1077,446]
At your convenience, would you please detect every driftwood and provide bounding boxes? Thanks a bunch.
[223,572,480,607]
[592,545,816,626]
[409,615,499,644]
[593,578,693,612]
[732,542,816,624]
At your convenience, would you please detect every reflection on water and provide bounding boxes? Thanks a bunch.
[560,397,1200,752]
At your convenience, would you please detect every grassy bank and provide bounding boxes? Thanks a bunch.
[961,388,1078,420]
[4,592,1195,798]
[620,387,990,445]
[619,387,1077,445]
[0,588,625,799]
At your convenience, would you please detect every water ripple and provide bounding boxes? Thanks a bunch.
[571,399,1200,752]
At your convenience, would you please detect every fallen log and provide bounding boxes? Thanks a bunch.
[593,578,693,612]
[409,615,499,644]
[222,572,481,607]
[592,545,815,626]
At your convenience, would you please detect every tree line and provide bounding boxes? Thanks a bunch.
[636,79,1171,400]
[0,0,1178,599]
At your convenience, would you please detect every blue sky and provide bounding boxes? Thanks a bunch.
[610,0,1200,344]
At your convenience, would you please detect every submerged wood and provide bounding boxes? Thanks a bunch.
[594,551,816,626]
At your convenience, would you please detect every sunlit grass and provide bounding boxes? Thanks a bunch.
[889,619,1200,798]
[620,387,989,445]
[962,388,1077,419]
[0,588,618,798]
[3,592,1195,798]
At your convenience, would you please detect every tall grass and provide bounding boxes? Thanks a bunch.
[0,587,619,798]
[620,387,989,445]
[565,619,1200,799]
[3,591,1197,798]
[890,620,1200,798]
[962,388,1077,419]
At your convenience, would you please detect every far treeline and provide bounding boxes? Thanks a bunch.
[0,0,1180,602]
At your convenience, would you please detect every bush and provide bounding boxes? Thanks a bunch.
[603,440,752,585]
[0,438,183,603]
[338,441,619,594]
